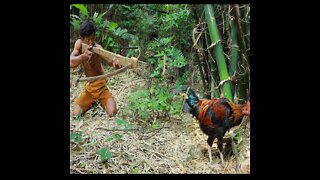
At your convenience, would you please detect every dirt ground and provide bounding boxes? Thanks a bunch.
[70,65,250,174]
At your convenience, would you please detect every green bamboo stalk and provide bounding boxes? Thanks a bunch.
[204,4,233,101]
[229,18,239,77]
[229,17,239,100]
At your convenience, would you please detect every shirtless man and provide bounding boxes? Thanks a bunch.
[70,20,121,117]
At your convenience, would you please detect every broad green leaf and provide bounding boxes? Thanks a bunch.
[96,11,107,23]
[105,151,112,159]
[70,132,82,143]
[70,132,81,140]
[71,4,89,17]
[74,137,83,143]
[97,147,106,155]
[108,22,118,30]
[97,147,112,161]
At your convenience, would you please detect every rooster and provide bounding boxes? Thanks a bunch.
[176,86,250,166]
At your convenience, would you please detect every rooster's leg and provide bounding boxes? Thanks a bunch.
[207,136,215,167]
[218,149,225,167]
[217,137,225,167]
[207,145,213,165]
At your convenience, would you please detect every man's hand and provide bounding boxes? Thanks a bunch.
[83,46,94,61]
[112,57,121,69]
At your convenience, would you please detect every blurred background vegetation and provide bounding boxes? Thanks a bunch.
[70,4,250,123]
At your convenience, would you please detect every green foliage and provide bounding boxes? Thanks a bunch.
[78,162,86,168]
[232,129,242,143]
[129,167,140,174]
[94,11,106,24]
[109,22,119,30]
[128,89,151,120]
[70,132,83,143]
[70,4,88,30]
[106,133,122,142]
[151,120,158,129]
[147,37,188,79]
[71,4,89,17]
[97,147,112,162]
[128,83,180,123]
[70,14,82,30]
[115,118,133,131]
[175,71,190,87]
[124,6,192,124]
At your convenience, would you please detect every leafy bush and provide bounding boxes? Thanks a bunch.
[128,82,180,124]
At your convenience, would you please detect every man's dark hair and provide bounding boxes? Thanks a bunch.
[79,20,96,38]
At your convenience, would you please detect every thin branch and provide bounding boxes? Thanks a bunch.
[207,39,221,50]
[139,124,170,140]
[95,127,141,132]
[192,27,205,48]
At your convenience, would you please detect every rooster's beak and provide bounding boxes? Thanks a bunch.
[179,92,188,100]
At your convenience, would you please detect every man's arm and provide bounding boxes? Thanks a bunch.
[70,40,92,68]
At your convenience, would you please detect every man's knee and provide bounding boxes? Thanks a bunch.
[106,108,117,117]
[73,104,87,117]
[105,97,117,117]
[73,106,81,116]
